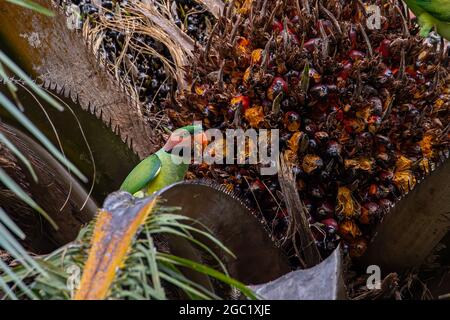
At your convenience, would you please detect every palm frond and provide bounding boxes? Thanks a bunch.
[4,205,256,300]
[0,81,86,182]
[0,0,83,300]
[1,0,256,301]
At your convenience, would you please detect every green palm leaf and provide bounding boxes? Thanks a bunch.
[0,0,81,300]
[5,0,54,17]
[4,206,256,300]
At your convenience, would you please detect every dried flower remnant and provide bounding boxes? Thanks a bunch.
[244,106,265,128]
[344,158,374,171]
[336,187,361,220]
[338,220,362,241]
[302,154,324,175]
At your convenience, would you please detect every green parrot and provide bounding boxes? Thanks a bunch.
[120,124,206,196]
[405,0,450,40]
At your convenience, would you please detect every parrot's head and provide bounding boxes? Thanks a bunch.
[163,124,208,153]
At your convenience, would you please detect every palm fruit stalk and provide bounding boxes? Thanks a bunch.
[170,0,449,262]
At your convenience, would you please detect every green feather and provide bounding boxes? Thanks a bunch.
[414,0,450,22]
[120,124,201,195]
[435,20,450,39]
[406,0,450,39]
[145,150,189,194]
[120,149,190,196]
[120,154,162,194]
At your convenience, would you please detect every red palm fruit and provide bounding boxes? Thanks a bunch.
[309,68,322,83]
[360,202,380,224]
[330,105,344,121]
[203,105,218,118]
[377,39,391,58]
[236,37,250,55]
[304,121,318,136]
[272,20,298,43]
[304,38,322,52]
[336,109,344,121]
[366,202,381,215]
[379,170,394,181]
[392,67,400,76]
[321,218,338,234]
[367,115,382,126]
[369,97,383,115]
[343,118,357,133]
[316,201,335,219]
[272,20,283,32]
[284,111,301,132]
[250,49,263,65]
[302,154,324,174]
[368,183,378,197]
[231,95,250,111]
[381,67,394,78]
[267,77,288,101]
[290,15,300,24]
[310,185,326,199]
[359,207,371,225]
[349,50,365,61]
[338,61,353,80]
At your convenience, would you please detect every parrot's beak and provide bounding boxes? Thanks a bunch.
[74,193,158,300]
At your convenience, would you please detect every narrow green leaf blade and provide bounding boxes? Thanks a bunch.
[0,208,25,239]
[0,51,61,110]
[0,168,58,230]
[0,133,38,182]
[5,0,54,17]
[0,92,87,182]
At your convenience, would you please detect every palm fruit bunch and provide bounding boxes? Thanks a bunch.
[60,0,202,114]
[172,0,215,44]
[170,0,450,260]
[67,0,174,111]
